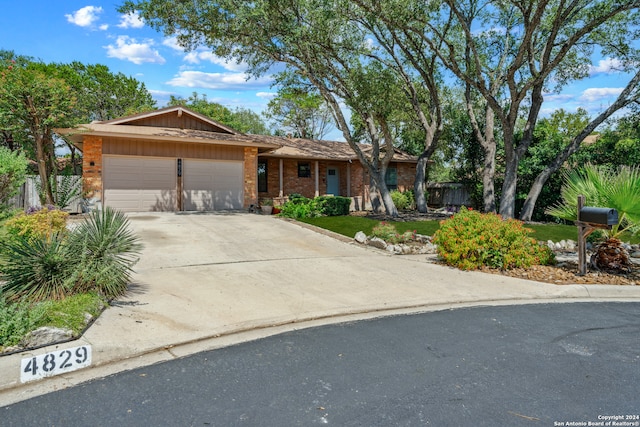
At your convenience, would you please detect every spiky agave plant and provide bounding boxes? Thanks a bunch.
[546,164,640,271]
[0,233,75,302]
[67,207,143,299]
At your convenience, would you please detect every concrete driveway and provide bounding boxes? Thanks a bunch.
[2,212,640,405]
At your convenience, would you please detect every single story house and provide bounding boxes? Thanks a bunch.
[57,106,418,212]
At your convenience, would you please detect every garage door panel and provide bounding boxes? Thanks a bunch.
[183,160,243,211]
[104,157,177,212]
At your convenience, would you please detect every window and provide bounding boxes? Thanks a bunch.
[258,160,268,192]
[385,167,398,191]
[298,162,311,178]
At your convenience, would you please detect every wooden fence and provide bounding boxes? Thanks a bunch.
[8,176,83,213]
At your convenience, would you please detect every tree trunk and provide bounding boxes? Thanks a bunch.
[519,169,551,221]
[414,154,429,213]
[368,175,383,213]
[35,134,54,205]
[499,155,518,219]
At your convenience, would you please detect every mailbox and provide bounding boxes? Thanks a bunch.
[579,206,618,226]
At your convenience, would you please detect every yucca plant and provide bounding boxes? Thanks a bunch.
[66,207,143,299]
[0,233,75,302]
[546,164,640,271]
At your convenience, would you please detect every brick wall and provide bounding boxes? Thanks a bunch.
[82,136,103,201]
[243,147,258,208]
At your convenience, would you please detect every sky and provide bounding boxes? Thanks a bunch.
[0,0,635,136]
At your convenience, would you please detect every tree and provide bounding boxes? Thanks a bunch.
[168,92,270,135]
[125,0,415,216]
[519,71,640,221]
[413,0,640,217]
[263,88,334,139]
[0,147,28,213]
[0,59,77,205]
[516,109,590,221]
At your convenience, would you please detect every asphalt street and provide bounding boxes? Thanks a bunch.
[2,302,640,426]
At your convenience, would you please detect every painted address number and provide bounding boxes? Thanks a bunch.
[20,345,92,383]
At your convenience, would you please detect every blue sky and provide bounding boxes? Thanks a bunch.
[0,1,634,134]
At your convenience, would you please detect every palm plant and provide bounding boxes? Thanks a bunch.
[546,164,640,270]
[67,207,143,299]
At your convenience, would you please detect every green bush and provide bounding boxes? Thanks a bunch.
[0,207,142,302]
[66,207,143,299]
[0,298,47,348]
[5,207,69,241]
[370,221,416,244]
[316,196,351,216]
[390,190,412,210]
[279,195,322,219]
[0,233,75,302]
[432,207,554,270]
[0,147,28,212]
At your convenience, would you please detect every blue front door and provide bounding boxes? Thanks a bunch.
[326,167,339,195]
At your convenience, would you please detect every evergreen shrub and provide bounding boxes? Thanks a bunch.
[432,207,554,270]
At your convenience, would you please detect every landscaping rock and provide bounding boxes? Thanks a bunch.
[21,327,74,348]
[367,237,387,250]
[632,251,640,259]
[354,231,368,244]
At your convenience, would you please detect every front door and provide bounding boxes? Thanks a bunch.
[326,167,339,195]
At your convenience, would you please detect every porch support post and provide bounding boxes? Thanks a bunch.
[314,161,320,197]
[279,158,284,198]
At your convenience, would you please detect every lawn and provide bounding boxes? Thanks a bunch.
[299,215,640,244]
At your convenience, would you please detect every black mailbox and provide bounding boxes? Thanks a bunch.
[579,206,618,226]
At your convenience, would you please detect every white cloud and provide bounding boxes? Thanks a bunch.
[166,71,273,90]
[99,24,109,31]
[256,92,277,99]
[579,87,623,102]
[118,11,145,29]
[163,37,184,51]
[65,6,103,27]
[543,93,575,103]
[179,48,246,71]
[105,36,166,65]
[589,58,623,75]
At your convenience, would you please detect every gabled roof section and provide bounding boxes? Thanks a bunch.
[100,106,240,135]
[261,137,419,163]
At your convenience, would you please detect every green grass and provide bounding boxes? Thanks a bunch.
[0,292,106,350]
[300,215,640,244]
[37,292,107,334]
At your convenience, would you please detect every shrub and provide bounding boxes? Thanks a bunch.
[0,298,47,348]
[371,221,416,244]
[390,190,412,210]
[316,196,351,216]
[279,195,322,219]
[432,207,554,270]
[0,207,142,302]
[0,147,28,212]
[0,233,75,302]
[5,206,69,241]
[66,207,143,299]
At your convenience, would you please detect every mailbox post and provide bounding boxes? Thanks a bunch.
[576,195,619,275]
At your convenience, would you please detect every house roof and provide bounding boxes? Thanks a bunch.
[261,137,418,163]
[54,106,418,163]
[57,122,282,151]
[100,105,240,135]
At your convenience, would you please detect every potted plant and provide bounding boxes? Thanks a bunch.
[260,198,273,215]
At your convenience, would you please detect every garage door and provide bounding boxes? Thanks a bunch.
[182,159,244,211]
[103,156,177,212]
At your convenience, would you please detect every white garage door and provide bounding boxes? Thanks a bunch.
[182,159,244,211]
[103,156,177,212]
